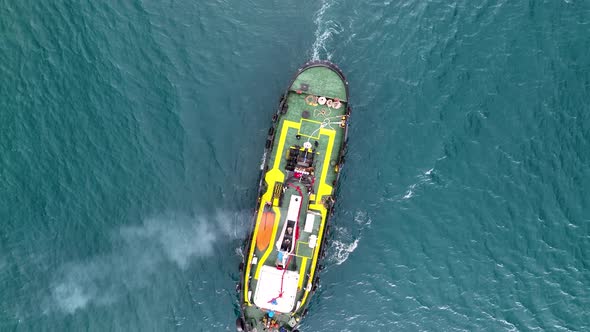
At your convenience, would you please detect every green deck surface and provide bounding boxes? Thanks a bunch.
[244,65,348,331]
[290,67,347,101]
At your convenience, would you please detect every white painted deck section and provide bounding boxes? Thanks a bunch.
[286,195,301,222]
[253,265,300,313]
[304,213,315,233]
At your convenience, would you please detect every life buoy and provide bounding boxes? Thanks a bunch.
[318,96,327,105]
[305,94,318,106]
[326,99,333,108]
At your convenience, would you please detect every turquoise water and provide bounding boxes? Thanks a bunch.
[1,0,589,331]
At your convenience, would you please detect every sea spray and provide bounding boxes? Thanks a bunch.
[48,211,249,314]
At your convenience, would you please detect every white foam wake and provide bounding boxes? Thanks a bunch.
[310,0,342,60]
[328,211,372,265]
[332,238,359,265]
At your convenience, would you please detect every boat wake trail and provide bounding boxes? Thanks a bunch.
[47,211,247,314]
[328,211,372,265]
[310,0,343,61]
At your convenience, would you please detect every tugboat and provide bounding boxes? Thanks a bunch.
[236,60,351,332]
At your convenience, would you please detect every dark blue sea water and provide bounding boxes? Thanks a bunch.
[1,0,589,331]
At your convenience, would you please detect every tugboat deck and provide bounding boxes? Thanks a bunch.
[239,61,350,332]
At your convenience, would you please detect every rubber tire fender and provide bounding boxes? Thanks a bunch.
[236,318,245,331]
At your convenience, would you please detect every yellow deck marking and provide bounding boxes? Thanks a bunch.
[243,200,265,305]
[243,120,301,304]
[300,118,322,125]
[298,258,308,289]
[296,127,336,310]
[315,128,335,199]
[289,253,311,259]
[298,119,322,139]
[295,242,313,258]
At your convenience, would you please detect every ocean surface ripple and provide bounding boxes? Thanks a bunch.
[1,0,589,331]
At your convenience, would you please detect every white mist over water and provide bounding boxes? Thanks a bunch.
[310,0,343,61]
[48,211,248,314]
